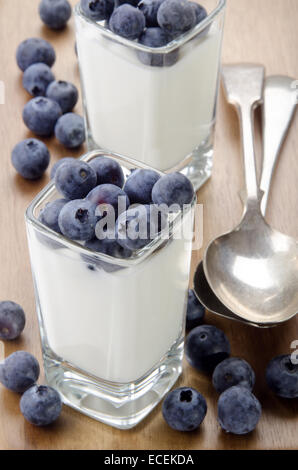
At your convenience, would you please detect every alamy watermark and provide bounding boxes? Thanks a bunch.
[0,81,5,105]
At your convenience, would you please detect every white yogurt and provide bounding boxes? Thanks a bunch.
[76,18,222,171]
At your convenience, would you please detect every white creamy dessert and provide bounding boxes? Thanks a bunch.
[75,16,223,172]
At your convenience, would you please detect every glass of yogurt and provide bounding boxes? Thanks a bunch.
[25,150,195,429]
[74,0,226,191]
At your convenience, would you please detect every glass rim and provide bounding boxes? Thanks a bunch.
[74,0,226,55]
[25,149,196,268]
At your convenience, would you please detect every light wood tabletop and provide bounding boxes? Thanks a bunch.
[0,0,297,450]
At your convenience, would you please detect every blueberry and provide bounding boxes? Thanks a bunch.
[109,5,146,40]
[0,302,26,340]
[46,80,79,114]
[84,236,132,272]
[55,160,97,199]
[123,169,160,204]
[115,0,140,6]
[23,97,62,136]
[50,157,76,179]
[162,387,207,431]
[189,2,207,25]
[58,199,97,241]
[137,27,178,67]
[20,385,62,426]
[266,354,298,398]
[157,0,196,36]
[12,139,50,180]
[39,0,71,30]
[138,0,165,27]
[185,325,230,373]
[116,204,167,250]
[186,289,205,330]
[87,183,129,218]
[23,63,55,97]
[16,38,56,72]
[0,351,40,393]
[218,386,262,435]
[89,156,125,188]
[152,172,194,209]
[39,199,69,233]
[80,0,115,20]
[55,113,85,148]
[212,358,256,394]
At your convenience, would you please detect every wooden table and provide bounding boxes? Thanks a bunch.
[0,0,297,450]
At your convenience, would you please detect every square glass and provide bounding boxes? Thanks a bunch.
[74,0,226,191]
[25,150,195,429]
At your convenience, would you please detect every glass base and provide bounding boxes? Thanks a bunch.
[42,338,184,429]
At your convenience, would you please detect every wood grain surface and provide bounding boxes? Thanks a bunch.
[0,0,297,450]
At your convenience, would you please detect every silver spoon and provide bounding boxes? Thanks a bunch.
[194,74,298,327]
[202,64,298,325]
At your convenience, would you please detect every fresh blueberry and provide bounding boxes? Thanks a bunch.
[186,289,205,330]
[0,302,26,340]
[189,2,207,25]
[0,351,40,393]
[89,156,125,188]
[20,385,62,426]
[50,157,76,179]
[218,386,262,435]
[212,357,256,394]
[162,387,207,431]
[58,199,97,241]
[80,0,115,20]
[23,63,55,97]
[39,199,69,233]
[46,80,79,114]
[84,236,132,272]
[23,97,62,136]
[124,169,160,204]
[157,0,196,36]
[55,160,97,199]
[137,27,178,67]
[16,38,56,72]
[12,139,50,180]
[152,172,194,209]
[55,113,86,148]
[185,325,230,373]
[109,5,146,40]
[138,0,165,27]
[266,354,298,398]
[116,204,167,250]
[39,0,72,30]
[87,183,129,218]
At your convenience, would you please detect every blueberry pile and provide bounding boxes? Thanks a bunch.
[80,0,208,67]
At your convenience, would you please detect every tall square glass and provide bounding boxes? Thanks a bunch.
[25,150,195,429]
[74,0,226,191]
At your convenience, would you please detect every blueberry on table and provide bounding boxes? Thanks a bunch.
[212,357,256,394]
[185,324,230,373]
[0,351,40,393]
[89,156,125,188]
[50,156,76,179]
[58,199,97,241]
[20,385,62,426]
[217,386,262,435]
[123,168,160,204]
[87,183,130,218]
[137,27,178,67]
[80,0,115,21]
[39,0,72,30]
[162,387,207,431]
[189,2,207,25]
[16,38,56,72]
[152,172,194,209]
[39,199,69,233]
[84,236,132,272]
[55,113,86,148]
[266,354,298,398]
[12,138,50,180]
[157,0,196,37]
[138,0,166,27]
[23,97,62,137]
[46,80,79,114]
[22,62,55,97]
[186,289,205,330]
[55,160,97,199]
[109,5,146,40]
[0,301,26,340]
